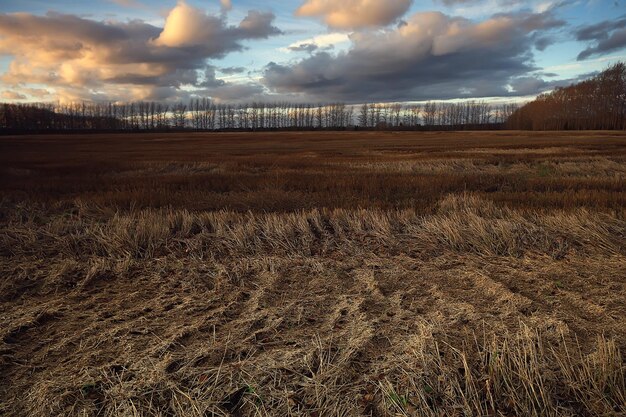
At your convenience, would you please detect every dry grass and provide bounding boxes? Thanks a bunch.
[1,131,625,416]
[1,131,625,213]
[1,194,624,262]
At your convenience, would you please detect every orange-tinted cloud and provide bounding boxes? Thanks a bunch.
[296,0,412,30]
[155,1,221,47]
[221,0,233,12]
[110,0,147,8]
[1,91,26,100]
[0,1,280,102]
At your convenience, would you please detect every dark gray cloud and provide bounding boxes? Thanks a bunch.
[533,35,554,51]
[220,66,246,75]
[575,16,626,41]
[200,66,227,88]
[576,16,626,60]
[238,11,282,38]
[263,11,566,102]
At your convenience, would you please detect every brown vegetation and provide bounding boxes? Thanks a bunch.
[1,131,625,416]
[508,63,626,130]
[1,130,626,213]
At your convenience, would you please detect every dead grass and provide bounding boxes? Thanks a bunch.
[2,194,623,263]
[1,131,625,416]
[1,131,625,213]
[381,325,625,417]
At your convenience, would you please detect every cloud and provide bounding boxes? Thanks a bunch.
[575,16,626,60]
[109,0,147,8]
[0,87,51,101]
[25,88,52,98]
[238,10,282,38]
[0,2,281,102]
[220,66,246,75]
[202,82,265,102]
[577,28,626,60]
[437,0,478,5]
[575,16,626,41]
[435,0,567,20]
[264,10,566,102]
[154,2,280,48]
[200,66,227,87]
[185,68,275,103]
[436,0,561,8]
[220,0,233,12]
[154,1,222,47]
[288,43,320,53]
[1,91,26,100]
[295,0,412,30]
[283,32,350,54]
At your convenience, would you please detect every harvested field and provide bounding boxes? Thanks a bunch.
[1,131,625,417]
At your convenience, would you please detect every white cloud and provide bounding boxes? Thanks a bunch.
[282,32,350,53]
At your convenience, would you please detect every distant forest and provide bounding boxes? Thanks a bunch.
[508,62,626,130]
[0,99,517,134]
[1,63,625,134]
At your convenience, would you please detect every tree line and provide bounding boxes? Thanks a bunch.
[0,99,519,133]
[3,63,626,134]
[507,62,626,130]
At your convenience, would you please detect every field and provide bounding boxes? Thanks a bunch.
[1,131,625,417]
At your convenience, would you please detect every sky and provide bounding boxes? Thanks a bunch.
[0,0,625,104]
